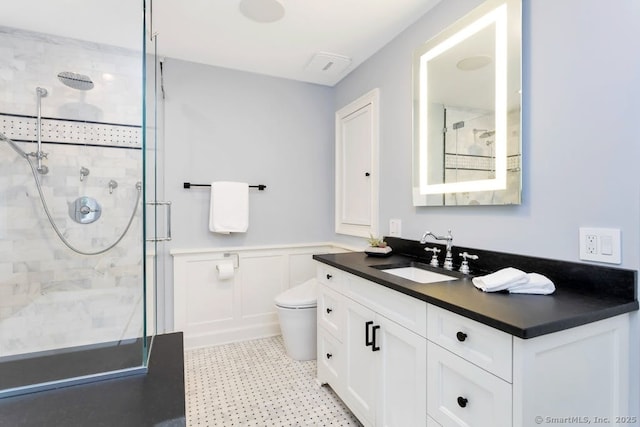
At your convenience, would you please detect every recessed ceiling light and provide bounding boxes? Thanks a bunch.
[239,0,285,23]
[456,55,492,71]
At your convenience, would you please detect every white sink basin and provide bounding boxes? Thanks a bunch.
[380,266,458,284]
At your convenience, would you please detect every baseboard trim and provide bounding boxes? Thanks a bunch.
[183,323,281,350]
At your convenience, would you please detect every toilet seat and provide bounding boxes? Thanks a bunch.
[275,278,317,309]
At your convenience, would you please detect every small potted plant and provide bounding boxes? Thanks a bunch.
[365,234,392,256]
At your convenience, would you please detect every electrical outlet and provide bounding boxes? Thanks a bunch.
[389,219,401,237]
[579,227,621,264]
[585,235,597,255]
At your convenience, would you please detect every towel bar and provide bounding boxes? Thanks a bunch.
[183,182,266,190]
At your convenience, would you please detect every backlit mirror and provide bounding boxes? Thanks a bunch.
[412,0,521,206]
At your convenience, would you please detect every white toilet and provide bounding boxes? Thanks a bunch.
[274,278,317,361]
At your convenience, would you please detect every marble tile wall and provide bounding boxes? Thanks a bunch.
[0,26,144,357]
[0,26,142,124]
[443,107,521,205]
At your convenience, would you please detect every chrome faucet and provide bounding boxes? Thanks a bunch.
[420,230,454,270]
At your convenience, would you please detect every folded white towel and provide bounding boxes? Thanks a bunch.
[508,273,555,295]
[209,181,249,234]
[472,267,528,292]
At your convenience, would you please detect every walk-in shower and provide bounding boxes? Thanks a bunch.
[0,0,162,397]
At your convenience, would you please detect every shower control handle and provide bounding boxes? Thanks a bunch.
[79,205,96,215]
[326,308,333,314]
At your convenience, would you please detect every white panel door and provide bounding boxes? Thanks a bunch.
[335,88,379,238]
[377,316,427,427]
[341,104,372,226]
[343,297,377,426]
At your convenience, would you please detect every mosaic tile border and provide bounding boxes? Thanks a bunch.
[0,113,141,149]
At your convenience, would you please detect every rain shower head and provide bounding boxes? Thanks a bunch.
[479,130,495,139]
[58,71,94,91]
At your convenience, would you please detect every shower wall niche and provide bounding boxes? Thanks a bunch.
[0,26,145,360]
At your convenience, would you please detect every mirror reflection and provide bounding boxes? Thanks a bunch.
[413,0,521,206]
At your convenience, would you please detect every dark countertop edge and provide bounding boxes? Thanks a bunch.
[313,254,639,339]
[444,299,639,339]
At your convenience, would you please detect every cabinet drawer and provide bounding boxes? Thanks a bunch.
[317,329,343,393]
[427,304,512,382]
[317,264,345,292]
[427,342,511,427]
[348,274,427,337]
[318,284,344,341]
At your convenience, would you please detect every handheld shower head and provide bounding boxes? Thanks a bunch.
[0,131,28,158]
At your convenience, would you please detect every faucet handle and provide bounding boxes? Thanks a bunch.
[458,252,479,274]
[425,247,441,267]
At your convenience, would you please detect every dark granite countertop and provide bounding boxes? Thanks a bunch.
[313,251,639,339]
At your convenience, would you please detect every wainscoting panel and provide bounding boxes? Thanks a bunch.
[186,259,235,325]
[172,243,351,350]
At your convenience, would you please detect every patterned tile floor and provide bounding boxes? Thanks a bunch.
[184,336,363,427]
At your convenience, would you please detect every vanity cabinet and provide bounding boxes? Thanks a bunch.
[316,261,632,427]
[317,265,427,427]
[426,304,629,427]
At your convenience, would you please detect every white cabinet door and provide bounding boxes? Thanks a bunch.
[344,297,377,426]
[377,315,427,427]
[340,104,372,226]
[335,88,379,238]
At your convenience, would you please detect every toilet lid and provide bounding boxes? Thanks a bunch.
[275,278,317,309]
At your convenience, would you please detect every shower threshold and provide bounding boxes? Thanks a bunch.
[0,337,150,398]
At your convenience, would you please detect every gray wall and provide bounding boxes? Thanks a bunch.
[160,59,334,327]
[163,59,335,248]
[334,0,640,270]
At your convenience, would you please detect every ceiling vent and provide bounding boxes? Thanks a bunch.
[305,52,352,76]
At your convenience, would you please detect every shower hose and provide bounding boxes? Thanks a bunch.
[2,132,142,256]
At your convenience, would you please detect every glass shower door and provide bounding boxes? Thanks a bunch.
[142,0,168,363]
[0,0,155,397]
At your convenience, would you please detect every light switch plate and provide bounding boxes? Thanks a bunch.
[389,219,401,237]
[579,227,621,264]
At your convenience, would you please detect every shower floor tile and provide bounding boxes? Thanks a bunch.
[185,336,362,427]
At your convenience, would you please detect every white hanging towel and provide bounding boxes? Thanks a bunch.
[209,182,249,234]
